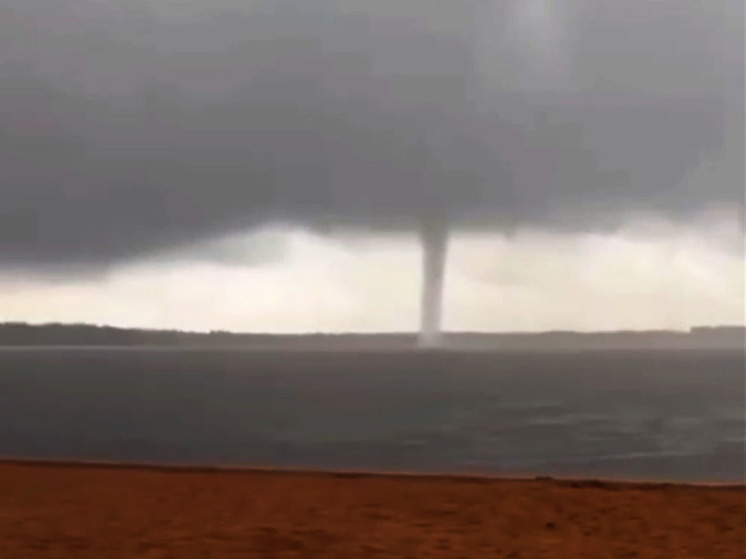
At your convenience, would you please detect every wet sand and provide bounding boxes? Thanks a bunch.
[1,461,743,558]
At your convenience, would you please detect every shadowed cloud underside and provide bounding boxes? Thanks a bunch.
[0,0,743,269]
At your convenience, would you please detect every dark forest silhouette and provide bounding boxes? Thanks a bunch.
[0,322,742,351]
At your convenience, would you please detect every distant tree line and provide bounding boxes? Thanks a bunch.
[0,322,412,347]
[0,322,193,346]
[0,322,742,350]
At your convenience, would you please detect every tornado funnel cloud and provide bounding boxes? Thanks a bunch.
[419,213,449,349]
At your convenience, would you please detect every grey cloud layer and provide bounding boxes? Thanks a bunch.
[1,0,742,267]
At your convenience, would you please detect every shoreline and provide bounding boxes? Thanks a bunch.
[2,457,743,489]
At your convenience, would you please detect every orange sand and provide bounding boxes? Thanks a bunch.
[0,461,743,558]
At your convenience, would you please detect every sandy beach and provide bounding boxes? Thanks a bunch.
[1,460,743,558]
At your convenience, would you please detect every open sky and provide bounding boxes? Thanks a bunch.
[1,0,743,332]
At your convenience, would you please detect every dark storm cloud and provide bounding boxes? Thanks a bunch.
[0,0,742,267]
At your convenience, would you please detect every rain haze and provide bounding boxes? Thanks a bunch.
[0,0,743,335]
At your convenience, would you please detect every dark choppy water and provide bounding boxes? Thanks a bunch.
[0,348,743,482]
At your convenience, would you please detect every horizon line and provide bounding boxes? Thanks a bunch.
[2,321,744,337]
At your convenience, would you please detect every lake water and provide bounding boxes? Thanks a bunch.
[0,348,743,482]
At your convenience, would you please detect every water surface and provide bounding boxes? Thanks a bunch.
[0,348,743,482]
